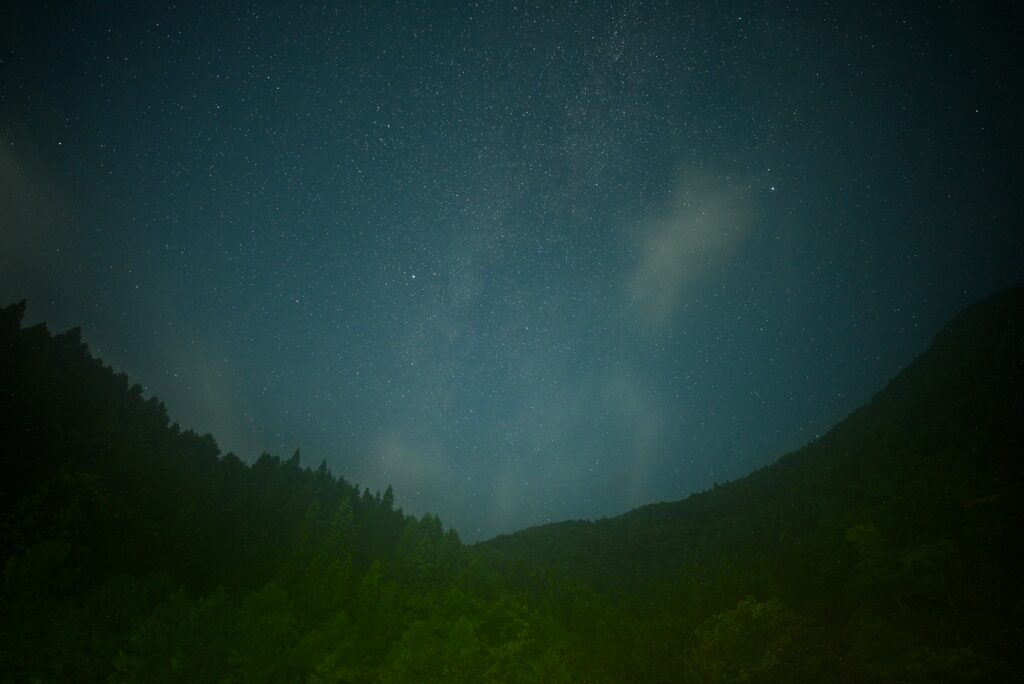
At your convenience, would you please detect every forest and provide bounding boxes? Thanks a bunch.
[1,286,1022,682]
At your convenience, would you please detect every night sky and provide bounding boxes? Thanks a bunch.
[2,1,1022,540]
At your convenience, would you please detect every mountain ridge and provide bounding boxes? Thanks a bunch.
[1,286,1022,681]
[485,284,1023,547]
[477,286,1024,680]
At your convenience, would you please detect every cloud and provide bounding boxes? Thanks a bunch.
[624,171,755,329]
[602,368,670,509]
[490,463,527,531]
[0,140,63,279]
[361,429,454,513]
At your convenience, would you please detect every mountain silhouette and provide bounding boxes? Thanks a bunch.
[1,288,1021,681]
[481,285,1023,680]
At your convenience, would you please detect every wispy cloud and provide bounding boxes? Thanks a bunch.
[0,141,63,279]
[602,368,670,509]
[624,171,755,329]
[360,428,454,514]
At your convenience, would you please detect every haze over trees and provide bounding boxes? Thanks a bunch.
[1,287,1022,682]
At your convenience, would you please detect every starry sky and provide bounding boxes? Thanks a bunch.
[2,1,1022,540]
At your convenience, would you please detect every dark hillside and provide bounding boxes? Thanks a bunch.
[482,286,1024,681]
[1,287,1022,681]
[0,301,577,682]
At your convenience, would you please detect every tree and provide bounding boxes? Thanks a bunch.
[687,596,818,683]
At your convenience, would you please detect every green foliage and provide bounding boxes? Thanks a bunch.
[686,596,818,683]
[483,286,1024,682]
[1,287,1023,681]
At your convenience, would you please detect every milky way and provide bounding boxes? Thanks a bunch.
[2,2,1021,539]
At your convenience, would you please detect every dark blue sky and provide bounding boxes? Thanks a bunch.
[3,1,1022,540]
